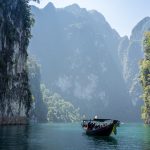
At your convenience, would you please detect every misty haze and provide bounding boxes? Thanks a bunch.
[1,0,150,150]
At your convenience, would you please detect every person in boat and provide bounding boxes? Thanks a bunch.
[87,121,92,129]
[94,115,98,119]
[87,121,95,130]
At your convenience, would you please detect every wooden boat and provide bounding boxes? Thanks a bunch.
[81,119,120,136]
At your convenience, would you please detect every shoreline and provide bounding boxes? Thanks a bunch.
[0,116,29,125]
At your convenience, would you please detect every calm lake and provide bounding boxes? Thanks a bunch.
[0,123,150,150]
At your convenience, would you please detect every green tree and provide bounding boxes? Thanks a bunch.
[140,32,150,124]
[41,84,81,122]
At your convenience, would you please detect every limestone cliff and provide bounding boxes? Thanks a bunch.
[30,3,136,121]
[28,57,48,122]
[0,0,32,124]
[118,17,150,107]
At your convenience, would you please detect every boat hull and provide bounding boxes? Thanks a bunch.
[85,123,114,136]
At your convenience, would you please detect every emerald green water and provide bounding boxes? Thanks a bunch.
[0,123,150,150]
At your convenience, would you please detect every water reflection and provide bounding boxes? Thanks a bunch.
[0,123,149,150]
[82,133,118,149]
[143,124,150,150]
[0,125,30,150]
[92,135,117,143]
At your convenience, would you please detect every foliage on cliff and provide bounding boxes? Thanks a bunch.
[27,57,80,123]
[140,32,150,124]
[0,0,35,119]
[41,84,81,122]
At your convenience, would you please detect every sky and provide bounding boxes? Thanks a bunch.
[30,0,150,37]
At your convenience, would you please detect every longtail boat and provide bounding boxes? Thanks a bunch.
[81,118,120,136]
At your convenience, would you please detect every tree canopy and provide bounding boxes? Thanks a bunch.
[140,32,150,124]
[41,84,81,122]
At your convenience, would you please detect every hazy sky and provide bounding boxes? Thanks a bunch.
[30,0,150,37]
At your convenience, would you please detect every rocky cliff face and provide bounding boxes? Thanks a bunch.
[0,0,32,124]
[118,17,150,123]
[28,57,48,122]
[119,17,150,106]
[29,3,138,121]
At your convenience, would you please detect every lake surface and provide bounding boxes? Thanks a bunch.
[0,123,150,150]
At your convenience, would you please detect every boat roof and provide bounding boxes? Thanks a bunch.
[83,119,118,122]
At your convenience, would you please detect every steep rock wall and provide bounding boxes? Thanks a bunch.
[0,0,32,124]
[28,57,48,122]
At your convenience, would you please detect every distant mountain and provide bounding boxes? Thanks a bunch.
[118,17,150,108]
[29,3,141,121]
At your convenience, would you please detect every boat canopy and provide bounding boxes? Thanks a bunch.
[83,119,119,122]
[83,119,120,123]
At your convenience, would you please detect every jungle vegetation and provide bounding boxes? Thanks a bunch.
[140,32,150,124]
